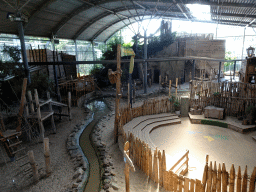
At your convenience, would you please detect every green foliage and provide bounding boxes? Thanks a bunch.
[201,119,228,128]
[147,32,176,57]
[2,46,21,63]
[174,99,180,111]
[224,51,236,67]
[169,95,176,102]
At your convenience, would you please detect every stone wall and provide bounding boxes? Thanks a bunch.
[144,37,225,83]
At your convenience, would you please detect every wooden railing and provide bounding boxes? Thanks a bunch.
[169,150,189,176]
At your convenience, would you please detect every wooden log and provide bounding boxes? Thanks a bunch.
[249,167,256,192]
[34,89,44,142]
[190,179,195,192]
[212,161,217,192]
[28,150,39,182]
[222,163,227,192]
[206,161,213,192]
[44,138,51,175]
[47,92,56,133]
[184,177,190,192]
[149,149,153,180]
[158,150,163,186]
[195,179,201,192]
[202,164,208,191]
[242,166,248,192]
[217,163,222,192]
[162,150,166,187]
[17,78,28,132]
[178,176,183,192]
[237,166,242,192]
[27,90,34,113]
[230,164,235,192]
[169,80,172,97]
[153,148,159,183]
[125,163,130,192]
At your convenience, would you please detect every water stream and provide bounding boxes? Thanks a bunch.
[79,100,110,192]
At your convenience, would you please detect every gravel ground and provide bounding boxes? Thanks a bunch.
[0,107,88,192]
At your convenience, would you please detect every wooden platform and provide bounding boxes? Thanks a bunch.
[123,113,181,149]
[189,113,256,133]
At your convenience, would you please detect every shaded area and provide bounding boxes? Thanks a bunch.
[79,100,109,192]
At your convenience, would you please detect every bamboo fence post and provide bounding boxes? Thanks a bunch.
[163,171,168,190]
[169,80,172,97]
[158,150,162,186]
[195,179,201,192]
[125,163,130,192]
[146,144,149,176]
[68,92,72,120]
[28,150,39,182]
[202,164,208,190]
[207,161,213,192]
[242,166,248,192]
[184,177,190,192]
[159,75,161,94]
[222,163,227,192]
[162,150,166,187]
[173,173,178,192]
[169,171,173,191]
[178,176,183,192]
[153,148,159,183]
[35,89,44,142]
[149,149,153,180]
[44,137,51,175]
[230,164,235,192]
[249,167,256,192]
[217,163,222,192]
[190,179,195,192]
[17,78,28,132]
[212,161,217,192]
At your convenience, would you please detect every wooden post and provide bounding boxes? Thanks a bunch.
[176,77,178,97]
[159,75,161,94]
[68,92,72,120]
[212,161,217,192]
[47,92,56,133]
[128,82,130,108]
[153,148,159,183]
[158,150,162,186]
[44,138,51,175]
[184,177,189,192]
[249,167,256,192]
[114,44,121,143]
[28,150,39,182]
[162,150,166,187]
[169,80,172,97]
[237,166,242,192]
[217,163,222,192]
[242,166,247,192]
[27,90,34,113]
[0,112,6,132]
[124,141,135,192]
[17,78,28,132]
[230,164,235,192]
[207,161,213,192]
[34,89,44,142]
[222,163,227,192]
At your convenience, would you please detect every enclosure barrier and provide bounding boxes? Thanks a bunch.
[118,97,255,192]
[190,80,256,116]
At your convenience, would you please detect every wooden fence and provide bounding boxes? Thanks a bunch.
[190,80,256,116]
[202,156,256,192]
[58,75,95,106]
[119,97,255,192]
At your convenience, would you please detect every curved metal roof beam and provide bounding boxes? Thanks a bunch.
[24,0,57,30]
[53,5,141,36]
[73,6,182,40]
[184,0,255,8]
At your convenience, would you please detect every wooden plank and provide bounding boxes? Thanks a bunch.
[162,150,166,187]
[184,177,190,192]
[242,166,248,192]
[222,163,227,192]
[173,173,178,192]
[178,176,183,192]
[249,167,256,192]
[206,161,213,192]
[190,179,195,192]
[217,163,222,192]
[153,148,159,183]
[230,164,235,192]
[212,161,217,192]
[202,164,208,191]
[195,179,201,192]
[158,150,163,186]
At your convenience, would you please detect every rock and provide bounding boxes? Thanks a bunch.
[76,175,83,183]
[103,179,111,184]
[73,168,84,179]
[111,182,119,190]
[67,146,78,150]
[72,183,79,188]
[103,184,110,190]
[69,133,75,137]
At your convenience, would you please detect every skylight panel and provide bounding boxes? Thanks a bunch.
[186,4,211,21]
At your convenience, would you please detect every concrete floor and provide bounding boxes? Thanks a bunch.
[149,117,256,180]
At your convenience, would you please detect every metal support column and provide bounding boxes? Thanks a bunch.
[74,40,79,74]
[17,14,31,84]
[52,41,61,102]
[218,62,222,83]
[241,27,246,59]
[143,30,147,94]
[192,60,195,80]
[233,60,236,79]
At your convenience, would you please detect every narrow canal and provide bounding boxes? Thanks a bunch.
[79,100,109,192]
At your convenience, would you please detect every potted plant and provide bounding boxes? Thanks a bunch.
[174,99,181,115]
